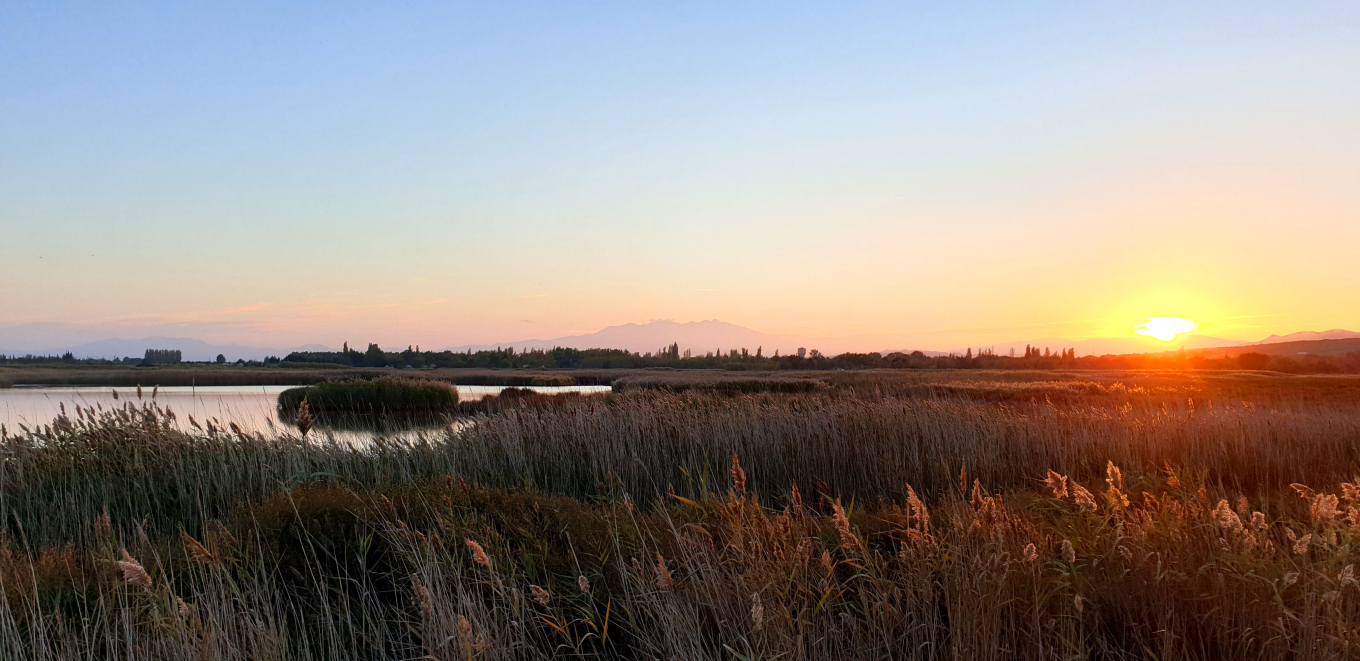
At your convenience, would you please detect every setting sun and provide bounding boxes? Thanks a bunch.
[1134,317,1199,342]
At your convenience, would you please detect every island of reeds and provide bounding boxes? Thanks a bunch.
[4,370,1360,659]
[277,376,458,419]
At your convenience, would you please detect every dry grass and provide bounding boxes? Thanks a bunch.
[3,371,1360,659]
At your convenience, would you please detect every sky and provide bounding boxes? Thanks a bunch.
[2,2,1358,352]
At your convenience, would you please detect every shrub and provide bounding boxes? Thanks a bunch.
[277,377,459,414]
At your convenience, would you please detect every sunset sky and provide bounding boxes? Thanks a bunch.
[2,3,1358,352]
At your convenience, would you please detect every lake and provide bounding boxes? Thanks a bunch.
[0,384,611,440]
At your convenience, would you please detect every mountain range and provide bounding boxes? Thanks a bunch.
[441,320,898,357]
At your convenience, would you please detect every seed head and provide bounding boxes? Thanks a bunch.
[465,539,491,568]
[730,453,746,495]
[181,529,215,563]
[906,484,929,532]
[750,593,764,629]
[1042,470,1068,499]
[458,614,473,641]
[1251,511,1267,530]
[1061,539,1076,563]
[832,498,857,549]
[530,584,550,606]
[1212,500,1243,535]
[1105,461,1123,492]
[1293,533,1313,556]
[655,554,673,591]
[1163,462,1180,488]
[1071,483,1098,512]
[1311,494,1339,524]
[115,549,151,588]
[1283,571,1300,587]
[1022,543,1038,562]
[411,575,433,618]
[296,398,313,437]
[95,508,112,539]
[578,574,591,594]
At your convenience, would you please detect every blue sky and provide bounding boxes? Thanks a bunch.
[3,2,1358,350]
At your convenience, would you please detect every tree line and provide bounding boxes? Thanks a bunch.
[274,342,1360,374]
[4,343,1357,375]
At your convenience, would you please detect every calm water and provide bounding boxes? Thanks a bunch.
[0,384,610,440]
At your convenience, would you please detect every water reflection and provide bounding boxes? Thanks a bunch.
[0,384,610,441]
[277,406,462,434]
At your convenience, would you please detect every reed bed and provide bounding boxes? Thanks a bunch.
[610,373,828,394]
[3,378,1360,659]
[277,377,460,414]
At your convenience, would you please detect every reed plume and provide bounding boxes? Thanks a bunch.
[181,529,215,563]
[114,549,151,588]
[655,554,673,591]
[465,539,491,568]
[530,584,550,606]
[1043,469,1068,498]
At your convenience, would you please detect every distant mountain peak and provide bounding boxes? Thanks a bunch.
[1256,329,1360,344]
[445,319,828,355]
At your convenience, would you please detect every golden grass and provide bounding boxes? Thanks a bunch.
[2,372,1360,658]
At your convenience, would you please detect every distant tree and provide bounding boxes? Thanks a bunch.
[365,343,386,367]
[216,354,226,364]
[1238,352,1272,370]
[143,349,182,365]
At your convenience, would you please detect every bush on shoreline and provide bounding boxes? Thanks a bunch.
[278,377,459,414]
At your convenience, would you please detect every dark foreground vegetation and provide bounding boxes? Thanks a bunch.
[4,372,1360,659]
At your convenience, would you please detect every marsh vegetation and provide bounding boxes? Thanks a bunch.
[3,372,1360,659]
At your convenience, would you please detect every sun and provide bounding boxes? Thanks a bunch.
[1134,317,1198,342]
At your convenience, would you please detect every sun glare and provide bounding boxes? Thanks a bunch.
[1134,317,1198,342]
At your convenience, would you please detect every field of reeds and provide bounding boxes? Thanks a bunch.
[4,372,1360,659]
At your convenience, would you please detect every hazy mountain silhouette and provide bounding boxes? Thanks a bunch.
[445,320,831,355]
[1255,329,1360,344]
[1187,337,1360,358]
